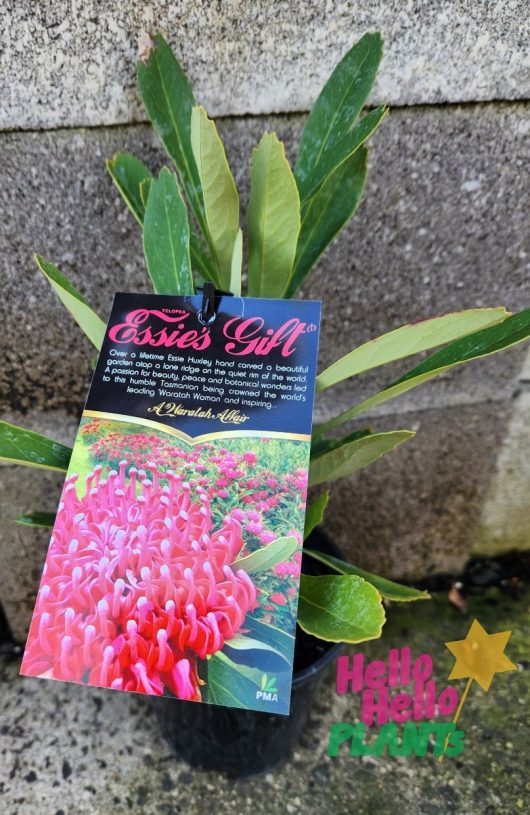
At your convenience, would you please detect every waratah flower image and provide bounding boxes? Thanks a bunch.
[273,561,302,578]
[21,461,257,700]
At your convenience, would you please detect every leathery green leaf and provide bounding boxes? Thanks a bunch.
[298,106,386,201]
[139,177,152,208]
[205,651,264,709]
[286,146,367,298]
[191,105,240,288]
[0,421,71,472]
[106,152,151,225]
[295,32,383,189]
[304,550,430,602]
[310,429,371,460]
[15,512,56,529]
[143,167,194,295]
[247,133,301,297]
[231,536,298,574]
[223,634,291,667]
[242,617,295,664]
[319,307,530,434]
[229,227,243,296]
[303,492,329,539]
[298,574,385,643]
[309,431,414,487]
[189,230,221,287]
[137,174,219,285]
[316,308,510,392]
[34,255,106,349]
[136,34,207,237]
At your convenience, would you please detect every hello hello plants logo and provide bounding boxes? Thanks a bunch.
[328,619,517,760]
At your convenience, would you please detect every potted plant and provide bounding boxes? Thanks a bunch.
[2,32,529,776]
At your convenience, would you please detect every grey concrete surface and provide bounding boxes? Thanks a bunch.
[2,2,529,130]
[1,585,527,814]
[321,399,513,580]
[473,388,530,556]
[1,104,528,417]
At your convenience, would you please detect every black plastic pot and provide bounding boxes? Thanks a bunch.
[151,528,343,777]
[0,600,22,660]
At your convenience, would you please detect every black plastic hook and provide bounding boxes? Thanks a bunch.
[197,281,217,326]
[196,282,234,326]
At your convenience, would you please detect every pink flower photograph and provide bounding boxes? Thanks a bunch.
[21,417,309,713]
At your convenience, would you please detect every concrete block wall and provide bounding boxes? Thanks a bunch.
[1,2,529,640]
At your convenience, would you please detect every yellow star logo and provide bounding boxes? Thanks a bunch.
[445,618,517,692]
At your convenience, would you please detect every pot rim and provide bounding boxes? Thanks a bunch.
[291,636,342,688]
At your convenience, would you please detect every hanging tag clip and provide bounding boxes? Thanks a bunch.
[197,281,217,326]
[196,282,234,326]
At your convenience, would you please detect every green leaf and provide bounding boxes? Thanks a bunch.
[223,635,291,674]
[247,133,301,298]
[0,421,71,472]
[309,430,414,487]
[15,512,56,529]
[298,574,385,643]
[223,634,290,665]
[317,308,510,392]
[107,160,217,288]
[109,164,217,284]
[242,617,295,664]
[191,105,239,288]
[231,536,298,574]
[189,230,221,286]
[295,32,383,189]
[304,550,430,602]
[107,155,217,284]
[34,255,106,350]
[310,428,371,460]
[143,167,194,295]
[106,152,151,225]
[286,146,367,298]
[229,227,243,296]
[320,307,530,434]
[205,651,264,709]
[298,106,386,201]
[139,177,152,208]
[137,34,207,238]
[303,492,329,539]
[260,673,267,691]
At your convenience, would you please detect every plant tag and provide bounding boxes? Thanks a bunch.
[21,292,321,714]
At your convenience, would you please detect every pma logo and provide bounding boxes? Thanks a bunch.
[256,674,279,702]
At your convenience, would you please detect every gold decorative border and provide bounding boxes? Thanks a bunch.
[82,410,311,444]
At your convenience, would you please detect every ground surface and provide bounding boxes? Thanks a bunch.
[1,584,528,815]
